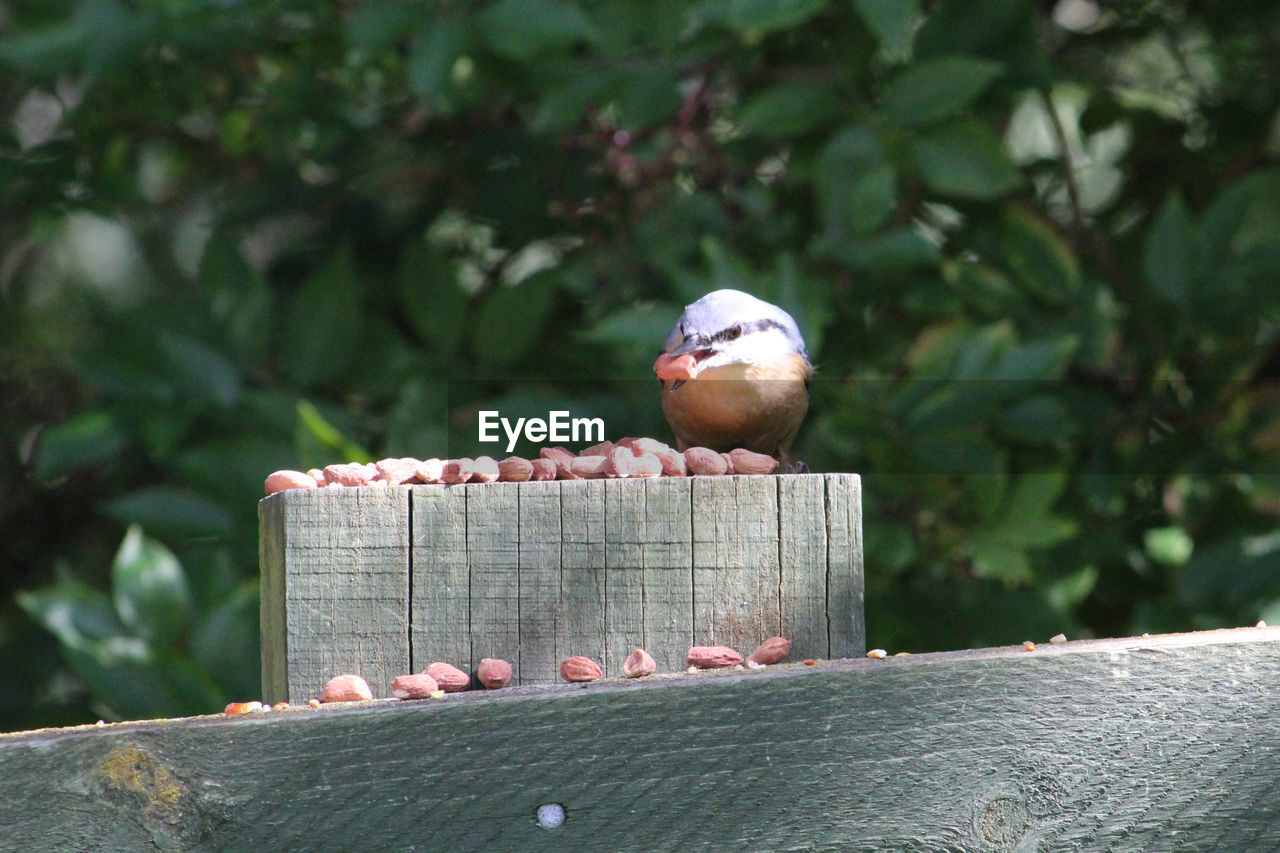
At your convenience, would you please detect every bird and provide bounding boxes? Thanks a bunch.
[653,289,812,470]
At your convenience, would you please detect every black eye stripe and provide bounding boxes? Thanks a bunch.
[710,318,785,342]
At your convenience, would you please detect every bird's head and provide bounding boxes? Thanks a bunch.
[653,289,810,388]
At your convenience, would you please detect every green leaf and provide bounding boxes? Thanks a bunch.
[910,429,1006,474]
[817,123,896,237]
[853,0,919,58]
[189,581,260,700]
[1197,172,1280,264]
[970,537,1034,584]
[1000,207,1081,305]
[101,487,234,537]
[738,81,843,137]
[33,411,130,481]
[398,241,465,356]
[910,119,1022,200]
[346,0,416,51]
[996,395,1073,444]
[580,303,682,350]
[1000,471,1070,534]
[987,334,1078,381]
[814,227,937,271]
[279,246,364,388]
[480,0,599,61]
[914,0,1026,59]
[881,56,1003,126]
[408,18,467,104]
[0,0,150,78]
[111,525,192,644]
[296,400,373,465]
[1144,194,1195,307]
[612,67,683,129]
[687,0,829,36]
[1181,532,1280,611]
[970,472,1077,583]
[1145,526,1194,566]
[17,582,132,653]
[157,331,242,408]
[199,233,272,363]
[473,274,557,367]
[531,73,614,132]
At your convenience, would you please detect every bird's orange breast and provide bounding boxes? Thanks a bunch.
[659,354,811,457]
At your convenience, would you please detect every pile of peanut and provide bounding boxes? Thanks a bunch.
[223,636,793,715]
[263,437,778,496]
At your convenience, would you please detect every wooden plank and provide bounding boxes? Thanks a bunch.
[258,495,288,704]
[464,484,520,681]
[603,478,645,675]
[517,481,561,683]
[410,485,469,674]
[7,629,1280,851]
[691,475,781,651]
[270,475,864,694]
[559,480,606,670]
[779,474,827,660]
[641,478,693,674]
[259,488,409,704]
[825,472,865,657]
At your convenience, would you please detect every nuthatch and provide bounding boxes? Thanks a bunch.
[653,289,812,469]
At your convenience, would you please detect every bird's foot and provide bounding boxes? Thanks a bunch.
[782,459,810,474]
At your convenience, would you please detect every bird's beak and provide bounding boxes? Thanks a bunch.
[666,338,714,359]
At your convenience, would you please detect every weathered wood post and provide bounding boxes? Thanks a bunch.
[260,474,863,703]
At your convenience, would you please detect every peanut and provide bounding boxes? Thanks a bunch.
[375,457,421,485]
[440,458,475,484]
[560,656,603,682]
[686,645,743,668]
[729,448,778,475]
[630,453,663,478]
[265,470,319,495]
[224,701,263,715]
[472,455,501,483]
[323,462,377,487]
[497,456,534,482]
[580,440,615,457]
[530,458,558,481]
[747,636,791,666]
[603,446,634,478]
[540,446,580,480]
[317,674,373,703]
[622,648,656,678]
[416,458,445,484]
[568,455,608,478]
[684,447,728,476]
[425,661,470,692]
[477,657,513,689]
[391,673,440,699]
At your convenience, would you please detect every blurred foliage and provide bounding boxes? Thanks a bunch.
[3,0,1280,729]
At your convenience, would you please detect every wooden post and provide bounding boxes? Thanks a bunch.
[4,629,1279,851]
[260,473,863,704]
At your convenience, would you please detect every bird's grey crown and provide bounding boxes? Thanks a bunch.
[664,288,808,357]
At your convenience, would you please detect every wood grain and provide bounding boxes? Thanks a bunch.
[410,484,469,675]
[641,478,693,674]
[259,487,409,704]
[559,480,607,671]
[6,629,1280,851]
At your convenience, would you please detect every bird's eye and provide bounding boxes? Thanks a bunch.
[725,325,742,341]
